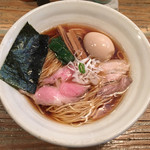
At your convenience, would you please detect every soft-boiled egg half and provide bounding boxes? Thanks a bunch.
[83,32,115,61]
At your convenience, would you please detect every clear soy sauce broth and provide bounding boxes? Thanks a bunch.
[26,24,129,125]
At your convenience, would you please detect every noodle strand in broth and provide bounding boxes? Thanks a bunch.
[26,24,131,126]
[39,51,62,86]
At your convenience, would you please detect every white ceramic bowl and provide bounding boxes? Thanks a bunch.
[0,1,150,147]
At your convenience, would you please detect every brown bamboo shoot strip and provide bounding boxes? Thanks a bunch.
[57,25,74,54]
[67,32,79,55]
[69,28,87,39]
[67,29,87,59]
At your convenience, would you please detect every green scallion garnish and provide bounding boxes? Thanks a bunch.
[79,63,85,74]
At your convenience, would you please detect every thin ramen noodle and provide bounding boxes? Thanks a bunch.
[24,24,132,126]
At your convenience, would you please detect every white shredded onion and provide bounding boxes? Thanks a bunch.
[68,56,102,85]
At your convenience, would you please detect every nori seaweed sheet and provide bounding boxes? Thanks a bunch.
[0,22,49,94]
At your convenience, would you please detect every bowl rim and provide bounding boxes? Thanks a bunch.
[0,0,150,147]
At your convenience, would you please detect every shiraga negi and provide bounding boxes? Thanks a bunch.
[0,23,132,125]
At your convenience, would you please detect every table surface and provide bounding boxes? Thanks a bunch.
[0,0,150,149]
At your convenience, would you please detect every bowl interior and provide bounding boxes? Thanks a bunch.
[0,1,150,147]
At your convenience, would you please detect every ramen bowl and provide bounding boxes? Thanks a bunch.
[0,0,150,147]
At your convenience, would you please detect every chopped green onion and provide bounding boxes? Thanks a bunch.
[79,63,85,74]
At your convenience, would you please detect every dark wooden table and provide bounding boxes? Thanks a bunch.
[0,0,150,149]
